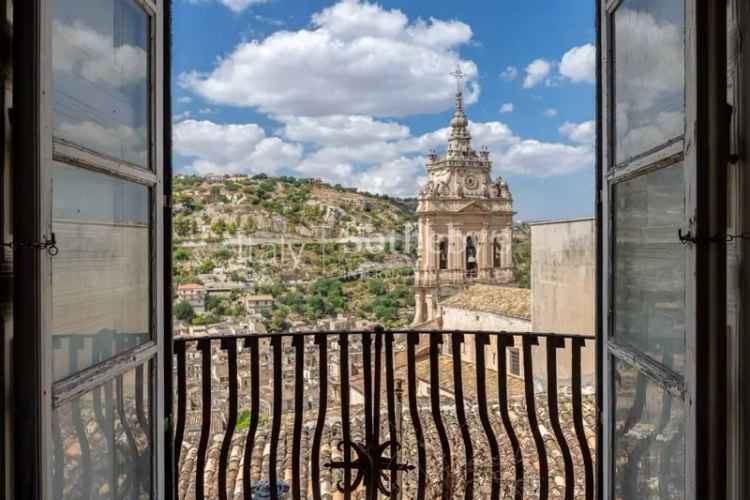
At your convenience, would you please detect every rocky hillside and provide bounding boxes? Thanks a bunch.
[172,174,419,329]
[172,174,417,241]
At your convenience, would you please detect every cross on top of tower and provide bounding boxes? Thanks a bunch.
[450,66,465,94]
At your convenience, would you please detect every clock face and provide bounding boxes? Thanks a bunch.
[464,175,479,190]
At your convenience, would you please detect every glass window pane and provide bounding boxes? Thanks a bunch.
[52,162,150,381]
[52,363,153,499]
[613,0,685,164]
[53,0,149,168]
[613,163,686,371]
[613,359,685,499]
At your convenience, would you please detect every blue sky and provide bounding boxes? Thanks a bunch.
[172,0,596,221]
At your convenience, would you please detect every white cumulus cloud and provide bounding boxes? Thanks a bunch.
[188,0,268,13]
[560,121,595,145]
[54,20,147,87]
[522,59,553,88]
[543,108,558,117]
[173,119,303,175]
[559,43,595,83]
[500,103,514,113]
[279,115,410,146]
[180,0,479,117]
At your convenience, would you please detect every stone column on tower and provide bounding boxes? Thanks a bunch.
[479,223,491,281]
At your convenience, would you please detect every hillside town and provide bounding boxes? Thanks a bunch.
[173,86,597,498]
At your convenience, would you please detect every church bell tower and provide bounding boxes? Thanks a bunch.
[413,69,515,325]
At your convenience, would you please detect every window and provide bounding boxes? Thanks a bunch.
[51,162,151,380]
[15,0,168,496]
[601,0,698,495]
[509,348,521,376]
[439,239,448,270]
[465,236,477,277]
[53,0,150,168]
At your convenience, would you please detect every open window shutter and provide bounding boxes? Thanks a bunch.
[599,1,728,498]
[14,0,167,498]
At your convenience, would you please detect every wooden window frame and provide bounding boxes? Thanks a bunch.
[12,0,168,498]
[598,0,728,499]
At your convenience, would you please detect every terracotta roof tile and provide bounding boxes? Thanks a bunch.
[441,284,531,319]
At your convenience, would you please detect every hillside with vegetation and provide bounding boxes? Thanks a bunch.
[172,174,419,330]
[172,174,416,241]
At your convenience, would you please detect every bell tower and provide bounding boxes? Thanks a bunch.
[413,69,515,325]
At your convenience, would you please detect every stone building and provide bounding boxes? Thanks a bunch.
[529,217,596,387]
[413,82,514,324]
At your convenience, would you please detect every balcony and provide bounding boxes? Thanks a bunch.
[173,329,595,499]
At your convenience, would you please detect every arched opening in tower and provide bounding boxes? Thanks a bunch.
[493,237,502,268]
[439,239,448,270]
[465,236,477,278]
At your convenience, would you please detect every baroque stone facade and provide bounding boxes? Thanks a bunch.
[413,89,514,324]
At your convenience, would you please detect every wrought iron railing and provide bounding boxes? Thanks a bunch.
[173,329,595,499]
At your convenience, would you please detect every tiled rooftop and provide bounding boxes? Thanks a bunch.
[441,284,531,320]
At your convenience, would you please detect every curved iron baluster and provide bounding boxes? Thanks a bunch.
[310,334,328,500]
[339,333,353,499]
[91,344,116,498]
[361,332,376,500]
[622,387,672,498]
[620,371,648,436]
[52,406,65,499]
[522,336,548,499]
[659,404,683,498]
[545,337,574,500]
[219,338,238,500]
[429,334,452,498]
[291,335,305,500]
[406,333,427,500]
[451,333,474,499]
[69,337,92,500]
[92,376,114,497]
[135,364,149,440]
[174,341,187,499]
[475,333,500,499]
[385,333,399,499]
[242,336,260,500]
[571,338,594,500]
[195,339,212,500]
[373,330,383,450]
[498,335,524,499]
[116,373,140,499]
[269,336,283,500]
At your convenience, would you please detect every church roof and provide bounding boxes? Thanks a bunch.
[441,284,531,320]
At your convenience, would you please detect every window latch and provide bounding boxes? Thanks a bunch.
[2,233,59,256]
[678,228,748,245]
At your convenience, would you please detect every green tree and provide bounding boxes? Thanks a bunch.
[268,305,291,332]
[206,295,222,312]
[174,248,192,261]
[174,301,195,322]
[367,279,386,296]
[513,240,531,288]
[191,313,220,326]
[211,219,227,237]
